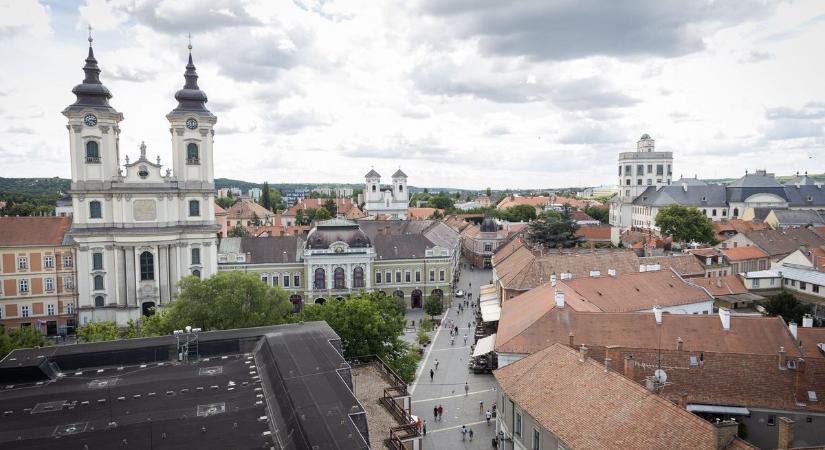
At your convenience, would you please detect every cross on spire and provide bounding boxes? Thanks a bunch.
[88,25,93,46]
[188,33,192,52]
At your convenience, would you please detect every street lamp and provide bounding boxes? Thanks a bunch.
[174,326,201,362]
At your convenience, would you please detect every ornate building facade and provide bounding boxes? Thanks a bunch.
[363,169,409,219]
[65,38,219,326]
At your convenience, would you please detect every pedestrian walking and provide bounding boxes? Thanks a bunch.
[429,369,434,382]
[461,425,467,441]
[486,410,491,425]
[434,359,439,370]
[437,405,443,420]
[464,382,469,396]
[469,428,474,441]
[433,406,438,420]
[464,333,468,345]
[423,420,427,436]
[479,400,484,414]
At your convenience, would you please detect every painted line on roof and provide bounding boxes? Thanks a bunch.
[409,308,448,396]
[411,389,495,404]
[425,420,487,434]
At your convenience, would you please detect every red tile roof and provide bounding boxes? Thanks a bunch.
[284,198,356,216]
[575,225,612,241]
[0,216,72,246]
[494,344,721,450]
[797,327,825,359]
[689,275,748,296]
[721,246,769,261]
[407,207,443,220]
[639,254,705,277]
[226,199,275,220]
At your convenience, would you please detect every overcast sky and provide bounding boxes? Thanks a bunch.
[0,0,823,189]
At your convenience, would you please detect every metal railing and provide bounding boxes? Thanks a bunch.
[85,156,101,163]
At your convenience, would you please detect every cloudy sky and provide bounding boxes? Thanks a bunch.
[0,0,823,189]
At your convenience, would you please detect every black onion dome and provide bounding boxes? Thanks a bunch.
[306,220,371,249]
[170,50,212,116]
[480,216,498,232]
[65,43,117,113]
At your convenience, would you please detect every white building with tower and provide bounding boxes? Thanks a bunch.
[64,36,219,326]
[363,168,409,219]
[610,134,674,229]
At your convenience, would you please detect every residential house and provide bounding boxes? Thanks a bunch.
[281,198,364,226]
[688,248,731,277]
[214,202,228,238]
[569,210,600,226]
[496,194,597,216]
[462,216,511,269]
[720,246,770,274]
[719,228,825,261]
[495,343,745,450]
[640,254,706,278]
[688,275,764,310]
[0,217,77,336]
[225,198,276,228]
[713,218,769,243]
[407,207,443,220]
[765,209,825,229]
[574,225,613,245]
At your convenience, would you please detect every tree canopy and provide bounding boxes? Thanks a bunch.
[0,327,49,358]
[583,205,609,223]
[228,224,248,237]
[654,205,717,245]
[261,182,272,211]
[424,295,444,320]
[498,204,537,222]
[77,321,119,343]
[525,209,583,248]
[764,292,813,325]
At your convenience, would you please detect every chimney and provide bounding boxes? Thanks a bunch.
[714,420,739,450]
[568,332,574,347]
[578,344,588,362]
[623,355,635,379]
[676,337,684,351]
[795,358,807,404]
[803,314,814,328]
[716,278,723,288]
[778,346,787,370]
[789,321,798,340]
[603,357,612,373]
[550,273,557,287]
[608,268,616,277]
[719,308,731,331]
[678,392,688,408]
[777,417,795,450]
[653,306,663,325]
[555,290,565,309]
[589,268,600,277]
[682,182,688,192]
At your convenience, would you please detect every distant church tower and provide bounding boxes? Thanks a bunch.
[363,168,408,219]
[65,35,219,326]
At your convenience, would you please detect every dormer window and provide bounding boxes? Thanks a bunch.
[187,143,200,164]
[808,196,813,202]
[701,196,707,202]
[85,141,100,163]
[138,166,149,179]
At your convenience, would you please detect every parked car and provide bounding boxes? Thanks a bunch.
[455,289,465,298]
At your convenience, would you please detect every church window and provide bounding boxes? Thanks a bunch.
[395,270,402,283]
[283,274,290,287]
[354,267,365,288]
[192,269,201,279]
[733,208,739,217]
[398,184,403,192]
[94,296,105,307]
[372,185,376,192]
[722,209,727,216]
[139,251,154,281]
[138,166,149,179]
[187,143,200,164]
[314,268,326,289]
[261,274,269,284]
[189,200,200,217]
[429,270,435,282]
[334,267,345,289]
[93,275,104,290]
[439,270,446,282]
[191,248,201,265]
[656,164,664,176]
[89,201,102,219]
[712,209,717,217]
[92,252,103,271]
[273,273,279,286]
[294,274,300,287]
[85,141,100,162]
[405,271,411,283]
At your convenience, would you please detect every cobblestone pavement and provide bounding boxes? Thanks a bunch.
[407,262,497,449]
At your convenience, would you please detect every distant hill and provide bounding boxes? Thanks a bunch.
[0,177,70,196]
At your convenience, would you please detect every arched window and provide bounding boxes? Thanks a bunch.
[398,184,403,192]
[85,141,100,161]
[189,200,200,217]
[733,208,739,217]
[89,201,102,219]
[93,275,104,290]
[314,268,325,290]
[94,295,105,307]
[139,251,154,281]
[192,269,201,279]
[334,267,345,289]
[353,266,364,288]
[372,185,376,192]
[712,209,717,217]
[186,143,199,163]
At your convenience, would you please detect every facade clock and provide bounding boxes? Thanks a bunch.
[83,114,98,127]
[186,118,198,130]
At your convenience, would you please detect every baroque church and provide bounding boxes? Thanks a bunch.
[65,36,219,326]
[363,168,409,219]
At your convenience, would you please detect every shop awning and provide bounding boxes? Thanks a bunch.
[480,284,496,295]
[481,301,501,322]
[686,404,750,415]
[473,334,497,357]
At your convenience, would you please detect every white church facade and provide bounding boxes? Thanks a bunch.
[65,38,219,326]
[363,168,409,219]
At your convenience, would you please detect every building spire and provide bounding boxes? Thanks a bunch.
[170,33,211,115]
[64,27,116,113]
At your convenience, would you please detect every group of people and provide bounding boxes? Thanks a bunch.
[432,404,444,421]
[460,425,474,441]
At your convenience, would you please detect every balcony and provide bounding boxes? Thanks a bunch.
[186,158,200,165]
[85,156,101,164]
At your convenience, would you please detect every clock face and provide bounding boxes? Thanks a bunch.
[83,114,98,127]
[186,118,198,130]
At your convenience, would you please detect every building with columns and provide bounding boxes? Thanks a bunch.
[64,38,219,326]
[363,168,409,219]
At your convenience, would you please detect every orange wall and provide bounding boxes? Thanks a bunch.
[2,254,14,273]
[3,279,16,296]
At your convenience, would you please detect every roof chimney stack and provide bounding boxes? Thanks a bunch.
[789,321,798,340]
[803,314,814,328]
[608,268,616,277]
[653,306,662,325]
[676,337,684,351]
[555,290,565,309]
[550,273,557,287]
[778,346,787,370]
[603,357,611,373]
[568,332,574,348]
[719,308,731,331]
[578,344,588,362]
[777,417,795,450]
[623,355,635,379]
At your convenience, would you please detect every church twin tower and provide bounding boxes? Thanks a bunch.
[63,36,219,326]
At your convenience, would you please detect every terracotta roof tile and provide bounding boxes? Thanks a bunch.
[494,344,720,450]
[284,198,356,216]
[226,199,275,220]
[797,327,825,359]
[639,254,705,277]
[575,225,612,241]
[0,216,72,246]
[689,275,748,296]
[721,246,769,261]
[407,207,443,220]
[742,228,825,258]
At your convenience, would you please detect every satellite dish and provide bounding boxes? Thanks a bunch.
[654,369,668,383]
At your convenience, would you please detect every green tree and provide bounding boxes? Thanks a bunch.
[301,291,418,381]
[295,209,308,225]
[428,209,444,220]
[313,207,333,221]
[250,212,262,226]
[485,187,492,197]
[166,272,294,331]
[0,327,48,358]
[216,196,234,209]
[424,295,444,321]
[583,205,609,223]
[228,224,248,237]
[261,182,272,211]
[323,199,338,217]
[271,189,286,212]
[77,321,119,343]
[764,292,813,325]
[429,193,455,210]
[141,308,172,336]
[654,205,717,245]
[525,212,583,248]
[499,204,537,222]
